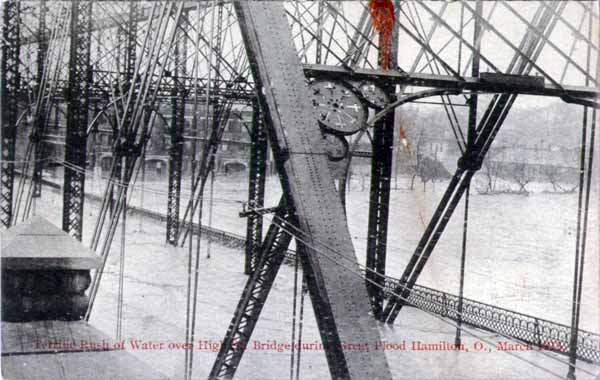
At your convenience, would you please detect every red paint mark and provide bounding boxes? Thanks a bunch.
[399,126,407,140]
[369,0,395,70]
[398,126,413,154]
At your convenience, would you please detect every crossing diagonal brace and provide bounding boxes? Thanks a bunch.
[209,202,292,379]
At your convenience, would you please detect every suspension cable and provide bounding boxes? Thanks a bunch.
[185,2,218,378]
[206,168,215,259]
[116,157,127,340]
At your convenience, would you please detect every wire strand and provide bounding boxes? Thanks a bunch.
[252,206,596,378]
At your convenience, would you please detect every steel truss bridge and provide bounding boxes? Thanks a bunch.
[1,1,599,380]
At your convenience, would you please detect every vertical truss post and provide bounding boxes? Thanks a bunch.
[316,0,324,64]
[566,109,594,380]
[166,17,187,245]
[1,0,21,228]
[166,95,185,244]
[110,2,137,218]
[455,0,482,347]
[367,0,399,320]
[567,8,597,380]
[121,2,137,114]
[62,1,92,240]
[32,0,48,198]
[244,99,268,274]
[366,111,394,319]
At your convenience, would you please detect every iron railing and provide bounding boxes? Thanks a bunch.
[385,278,600,364]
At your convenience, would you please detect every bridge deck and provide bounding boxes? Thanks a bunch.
[2,321,169,380]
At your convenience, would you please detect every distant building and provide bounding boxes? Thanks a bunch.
[89,107,263,177]
[487,145,579,182]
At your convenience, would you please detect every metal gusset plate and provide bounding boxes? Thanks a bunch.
[324,133,350,179]
[309,79,367,135]
[323,132,349,162]
[356,81,390,109]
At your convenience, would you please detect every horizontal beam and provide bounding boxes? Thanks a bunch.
[21,4,199,45]
[303,64,600,99]
[17,78,254,104]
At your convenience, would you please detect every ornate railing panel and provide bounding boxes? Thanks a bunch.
[385,278,600,364]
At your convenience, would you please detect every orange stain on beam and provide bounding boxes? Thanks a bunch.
[369,0,395,70]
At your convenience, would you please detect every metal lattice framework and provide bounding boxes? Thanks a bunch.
[244,99,268,274]
[2,1,599,379]
[166,7,187,245]
[31,0,47,199]
[210,201,292,379]
[1,1,21,228]
[62,0,92,240]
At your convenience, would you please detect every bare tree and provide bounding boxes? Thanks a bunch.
[478,157,503,194]
[409,130,425,190]
[542,165,577,193]
[416,154,451,192]
[510,163,530,194]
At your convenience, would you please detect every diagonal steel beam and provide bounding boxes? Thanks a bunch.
[209,201,292,379]
[224,2,393,379]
